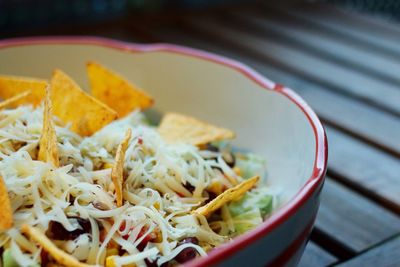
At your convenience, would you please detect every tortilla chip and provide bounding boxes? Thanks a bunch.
[193,176,259,217]
[0,176,13,230]
[50,69,118,136]
[158,113,235,146]
[87,61,154,117]
[21,224,93,267]
[0,90,31,110]
[111,129,132,207]
[38,87,59,167]
[0,75,47,107]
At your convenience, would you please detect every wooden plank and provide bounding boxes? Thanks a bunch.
[226,10,400,86]
[315,178,400,252]
[336,235,400,267]
[295,2,400,55]
[264,2,400,59]
[147,25,400,159]
[181,15,400,116]
[301,2,400,38]
[326,126,400,213]
[298,241,338,267]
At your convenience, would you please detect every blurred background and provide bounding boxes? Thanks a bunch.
[1,0,400,38]
[1,1,400,267]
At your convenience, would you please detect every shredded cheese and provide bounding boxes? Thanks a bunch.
[0,107,271,266]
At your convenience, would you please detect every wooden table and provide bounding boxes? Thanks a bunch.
[2,1,400,266]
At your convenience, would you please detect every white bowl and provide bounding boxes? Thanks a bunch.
[0,36,327,267]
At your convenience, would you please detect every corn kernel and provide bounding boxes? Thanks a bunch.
[106,248,119,257]
[106,256,117,267]
[106,255,138,267]
[104,163,113,169]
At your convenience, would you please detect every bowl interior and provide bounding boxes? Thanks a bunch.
[0,41,316,205]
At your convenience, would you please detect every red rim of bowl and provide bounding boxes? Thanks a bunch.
[0,36,328,266]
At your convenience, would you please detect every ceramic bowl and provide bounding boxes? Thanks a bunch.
[0,36,327,267]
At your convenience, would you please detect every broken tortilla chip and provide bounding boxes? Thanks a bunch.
[21,224,93,267]
[0,90,31,110]
[0,74,47,107]
[0,176,13,231]
[111,128,132,207]
[193,176,259,217]
[38,87,59,167]
[50,69,118,136]
[158,113,235,146]
[87,61,154,117]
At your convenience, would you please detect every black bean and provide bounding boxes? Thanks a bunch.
[46,217,91,240]
[179,237,199,245]
[175,237,199,263]
[183,182,195,193]
[69,196,76,204]
[73,217,91,233]
[204,192,217,204]
[205,143,219,152]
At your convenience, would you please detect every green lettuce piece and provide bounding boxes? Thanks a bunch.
[231,208,263,235]
[229,188,273,218]
[2,249,18,267]
[2,249,40,267]
[235,153,266,179]
[228,189,273,235]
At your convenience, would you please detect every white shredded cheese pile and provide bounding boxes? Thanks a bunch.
[0,105,239,267]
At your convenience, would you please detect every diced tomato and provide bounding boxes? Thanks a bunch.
[119,221,127,232]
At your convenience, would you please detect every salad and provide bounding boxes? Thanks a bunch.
[0,62,279,267]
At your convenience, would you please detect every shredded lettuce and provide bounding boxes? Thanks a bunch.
[228,189,273,235]
[2,249,39,267]
[229,188,273,218]
[2,249,18,267]
[228,187,274,235]
[3,249,19,267]
[231,208,263,236]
